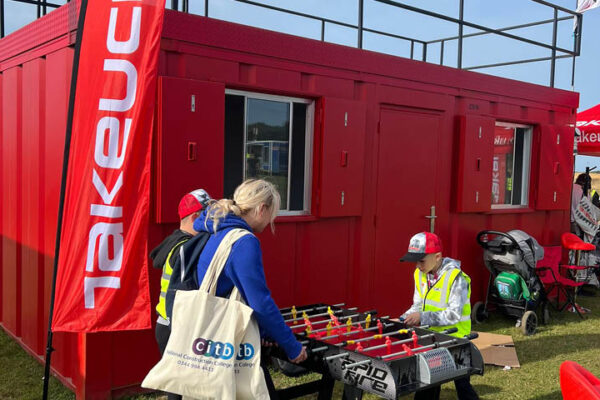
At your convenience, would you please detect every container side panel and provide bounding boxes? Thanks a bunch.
[110,329,159,388]
[0,72,3,323]
[295,220,349,305]
[21,58,45,354]
[2,67,22,336]
[44,47,74,379]
[258,224,297,307]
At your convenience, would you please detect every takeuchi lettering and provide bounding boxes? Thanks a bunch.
[576,130,600,144]
[83,1,142,309]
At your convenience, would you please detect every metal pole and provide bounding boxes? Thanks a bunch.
[550,8,557,88]
[205,0,208,16]
[572,12,581,89]
[423,43,427,62]
[358,0,364,49]
[440,40,444,65]
[410,41,414,59]
[171,0,178,11]
[458,0,464,68]
[37,0,41,18]
[42,0,89,397]
[1,0,5,38]
[183,0,188,13]
[43,0,47,16]
[321,20,325,41]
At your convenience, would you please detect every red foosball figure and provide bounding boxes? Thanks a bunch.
[385,336,392,355]
[377,319,383,335]
[412,331,419,347]
[402,344,413,356]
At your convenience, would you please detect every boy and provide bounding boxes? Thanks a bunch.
[399,232,479,400]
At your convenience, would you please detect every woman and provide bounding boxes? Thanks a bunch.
[194,179,307,364]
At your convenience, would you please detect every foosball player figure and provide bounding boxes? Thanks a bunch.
[399,232,479,400]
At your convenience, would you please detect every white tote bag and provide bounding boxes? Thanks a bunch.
[142,228,267,399]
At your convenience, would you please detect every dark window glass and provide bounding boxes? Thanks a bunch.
[224,95,245,198]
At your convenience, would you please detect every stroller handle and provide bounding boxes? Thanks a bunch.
[476,230,522,254]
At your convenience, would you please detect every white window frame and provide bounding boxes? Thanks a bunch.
[226,89,314,216]
[492,122,532,209]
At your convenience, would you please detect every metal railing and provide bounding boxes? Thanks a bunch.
[1,0,583,88]
[172,0,582,88]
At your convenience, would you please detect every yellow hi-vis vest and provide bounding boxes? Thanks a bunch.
[414,268,471,338]
[156,239,188,320]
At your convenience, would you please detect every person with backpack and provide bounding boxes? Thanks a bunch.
[399,232,479,400]
[149,189,211,400]
[193,179,307,369]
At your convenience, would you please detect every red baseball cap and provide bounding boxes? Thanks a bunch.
[178,189,211,220]
[400,232,443,262]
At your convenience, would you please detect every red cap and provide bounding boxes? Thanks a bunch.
[178,189,211,220]
[400,232,443,262]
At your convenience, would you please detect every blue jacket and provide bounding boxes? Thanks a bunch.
[193,211,302,359]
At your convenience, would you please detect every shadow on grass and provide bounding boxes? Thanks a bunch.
[440,383,499,398]
[527,390,562,400]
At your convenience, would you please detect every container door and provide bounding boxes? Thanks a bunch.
[455,115,495,212]
[372,107,441,314]
[155,77,225,223]
[318,97,367,217]
[536,125,574,210]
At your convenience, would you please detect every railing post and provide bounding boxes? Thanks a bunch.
[205,0,209,16]
[440,40,444,65]
[423,43,427,62]
[171,0,178,11]
[183,0,188,13]
[321,20,325,41]
[410,41,414,59]
[358,0,364,49]
[458,0,464,68]
[550,7,557,87]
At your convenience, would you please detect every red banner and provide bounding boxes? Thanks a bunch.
[52,0,164,332]
[576,104,600,156]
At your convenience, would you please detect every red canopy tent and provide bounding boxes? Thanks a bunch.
[576,104,600,156]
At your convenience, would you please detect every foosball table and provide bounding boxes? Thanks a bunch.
[264,303,484,399]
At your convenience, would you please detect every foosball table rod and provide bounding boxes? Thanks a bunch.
[280,303,345,317]
[293,309,376,330]
[336,325,429,347]
[284,307,359,323]
[318,318,390,342]
[307,315,389,335]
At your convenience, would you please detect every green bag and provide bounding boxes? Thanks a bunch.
[495,272,530,301]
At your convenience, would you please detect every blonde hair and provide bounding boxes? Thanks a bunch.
[206,179,281,233]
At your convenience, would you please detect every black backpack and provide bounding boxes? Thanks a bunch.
[165,231,210,321]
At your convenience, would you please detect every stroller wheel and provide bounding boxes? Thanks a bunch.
[472,301,488,324]
[521,311,537,335]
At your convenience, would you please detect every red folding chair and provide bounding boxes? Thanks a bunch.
[535,246,586,319]
[561,232,598,285]
[560,361,600,400]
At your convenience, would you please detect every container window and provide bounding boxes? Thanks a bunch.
[492,122,532,208]
[224,90,313,215]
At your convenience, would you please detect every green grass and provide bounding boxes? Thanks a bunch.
[0,329,74,400]
[2,289,600,399]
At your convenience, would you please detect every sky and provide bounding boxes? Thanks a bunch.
[3,0,600,170]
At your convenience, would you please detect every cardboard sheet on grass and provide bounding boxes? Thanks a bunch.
[472,332,520,368]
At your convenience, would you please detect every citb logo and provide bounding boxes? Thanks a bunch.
[192,338,255,360]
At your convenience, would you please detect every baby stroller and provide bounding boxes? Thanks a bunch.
[474,230,550,335]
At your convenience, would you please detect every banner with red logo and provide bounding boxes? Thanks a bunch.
[576,104,600,156]
[52,0,164,332]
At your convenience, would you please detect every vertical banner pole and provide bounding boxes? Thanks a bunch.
[42,0,89,398]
